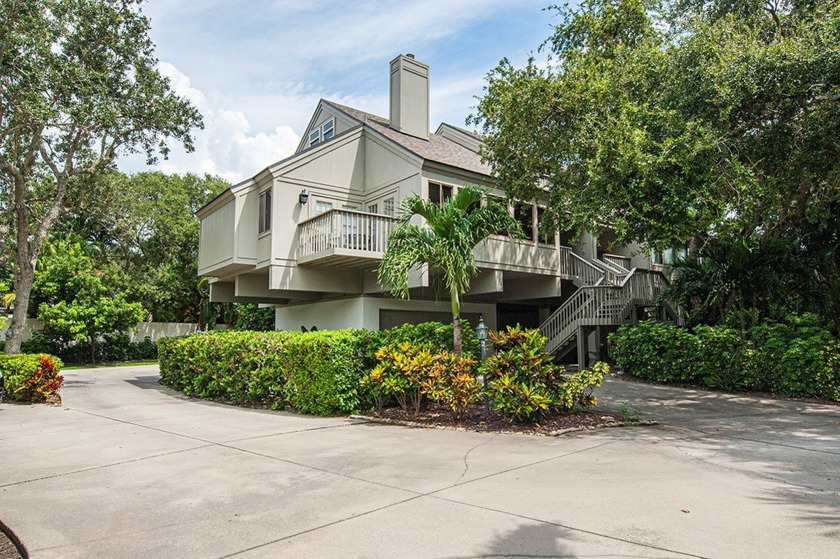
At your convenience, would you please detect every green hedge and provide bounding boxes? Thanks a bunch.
[610,316,840,401]
[0,353,64,403]
[156,321,473,415]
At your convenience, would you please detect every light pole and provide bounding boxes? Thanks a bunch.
[476,315,490,413]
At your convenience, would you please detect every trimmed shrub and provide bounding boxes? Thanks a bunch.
[609,315,840,401]
[0,353,64,403]
[157,331,292,407]
[22,331,158,364]
[281,330,372,415]
[383,320,480,359]
[609,321,700,384]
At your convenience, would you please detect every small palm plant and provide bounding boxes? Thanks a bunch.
[377,186,521,355]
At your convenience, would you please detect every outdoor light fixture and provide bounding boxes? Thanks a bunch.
[476,316,490,412]
[298,189,310,205]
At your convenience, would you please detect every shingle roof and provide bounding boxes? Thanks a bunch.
[324,101,492,177]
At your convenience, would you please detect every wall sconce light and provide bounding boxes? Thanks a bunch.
[299,189,310,205]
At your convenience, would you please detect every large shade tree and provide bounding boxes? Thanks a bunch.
[470,0,840,248]
[470,0,840,327]
[377,186,521,356]
[0,0,202,353]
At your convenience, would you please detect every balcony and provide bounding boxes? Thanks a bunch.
[298,209,398,267]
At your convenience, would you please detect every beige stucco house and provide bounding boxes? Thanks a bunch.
[197,54,668,364]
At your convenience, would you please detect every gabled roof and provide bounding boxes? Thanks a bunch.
[323,101,492,177]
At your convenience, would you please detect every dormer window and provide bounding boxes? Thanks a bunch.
[308,118,335,147]
[322,118,335,141]
[308,129,321,147]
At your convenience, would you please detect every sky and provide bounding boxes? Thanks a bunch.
[118,1,561,183]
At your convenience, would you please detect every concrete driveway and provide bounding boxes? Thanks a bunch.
[1,365,838,559]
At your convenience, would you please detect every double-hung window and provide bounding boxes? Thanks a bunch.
[384,197,395,217]
[308,118,336,147]
[258,189,272,234]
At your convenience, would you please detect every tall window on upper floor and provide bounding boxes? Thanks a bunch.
[428,182,453,205]
[514,202,534,242]
[258,189,272,234]
[322,118,335,141]
[537,207,556,246]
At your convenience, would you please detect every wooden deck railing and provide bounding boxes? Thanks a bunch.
[298,209,398,258]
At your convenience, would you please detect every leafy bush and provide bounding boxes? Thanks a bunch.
[362,343,481,415]
[22,331,158,364]
[364,344,437,415]
[609,321,700,384]
[610,315,840,400]
[233,304,275,331]
[0,353,64,403]
[383,320,480,359]
[158,329,372,414]
[481,326,606,420]
[281,330,372,415]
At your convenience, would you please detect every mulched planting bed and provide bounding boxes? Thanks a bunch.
[352,404,654,436]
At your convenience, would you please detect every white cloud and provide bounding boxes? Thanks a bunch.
[119,63,302,182]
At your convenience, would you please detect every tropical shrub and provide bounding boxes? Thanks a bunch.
[0,353,64,403]
[610,315,840,401]
[423,351,481,415]
[609,321,700,384]
[384,320,480,359]
[363,344,481,415]
[481,326,606,420]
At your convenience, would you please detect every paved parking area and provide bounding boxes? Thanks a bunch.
[1,364,838,558]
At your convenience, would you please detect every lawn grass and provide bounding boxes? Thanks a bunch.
[63,360,158,370]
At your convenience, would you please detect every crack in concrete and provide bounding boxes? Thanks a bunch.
[454,435,498,485]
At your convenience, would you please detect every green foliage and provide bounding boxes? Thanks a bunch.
[610,316,840,400]
[481,326,606,420]
[281,331,371,415]
[31,238,145,362]
[232,304,276,332]
[472,1,840,249]
[0,354,64,403]
[157,330,372,415]
[1,0,203,353]
[56,171,230,325]
[378,186,521,355]
[609,321,701,384]
[384,319,480,359]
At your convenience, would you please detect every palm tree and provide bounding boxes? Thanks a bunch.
[378,186,521,355]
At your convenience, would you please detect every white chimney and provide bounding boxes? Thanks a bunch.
[389,53,429,140]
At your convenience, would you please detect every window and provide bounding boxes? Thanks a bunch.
[487,195,509,236]
[514,203,534,241]
[308,118,335,147]
[322,118,335,141]
[315,200,333,214]
[258,189,271,234]
[367,203,378,214]
[428,182,453,205]
[384,198,395,217]
[308,129,321,147]
[537,207,555,246]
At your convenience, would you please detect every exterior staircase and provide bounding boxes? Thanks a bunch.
[539,254,668,362]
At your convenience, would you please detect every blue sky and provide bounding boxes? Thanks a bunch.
[119,1,560,182]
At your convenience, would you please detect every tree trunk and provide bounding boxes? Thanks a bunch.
[4,265,32,354]
[5,183,36,354]
[450,286,462,357]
